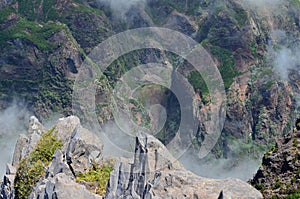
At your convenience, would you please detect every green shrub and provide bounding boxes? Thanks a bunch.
[272,180,282,190]
[76,164,113,196]
[291,177,297,184]
[14,127,62,199]
[0,6,15,23]
[209,45,239,89]
[255,183,264,191]
[18,0,59,21]
[293,139,298,147]
[286,193,300,199]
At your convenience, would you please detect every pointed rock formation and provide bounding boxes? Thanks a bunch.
[106,134,263,199]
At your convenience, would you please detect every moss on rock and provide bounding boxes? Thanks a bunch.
[76,164,113,196]
[14,127,62,199]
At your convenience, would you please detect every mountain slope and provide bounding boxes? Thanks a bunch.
[250,121,300,199]
[0,0,299,180]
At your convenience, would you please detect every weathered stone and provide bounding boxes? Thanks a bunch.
[64,118,103,174]
[0,174,14,199]
[47,150,73,178]
[5,164,15,175]
[30,173,102,199]
[106,134,263,199]
[11,134,28,167]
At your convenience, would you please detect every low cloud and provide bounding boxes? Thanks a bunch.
[267,30,300,81]
[0,101,30,177]
[97,0,146,18]
[179,142,261,181]
[240,0,284,9]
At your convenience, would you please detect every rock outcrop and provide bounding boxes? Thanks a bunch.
[0,0,299,167]
[106,135,263,199]
[250,126,300,199]
[1,116,263,199]
[0,116,103,199]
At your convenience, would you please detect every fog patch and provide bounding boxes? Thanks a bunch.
[179,146,261,181]
[0,101,30,177]
[97,0,146,18]
[266,30,300,81]
[100,120,136,159]
[240,0,284,10]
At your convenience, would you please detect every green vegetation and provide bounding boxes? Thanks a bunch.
[286,192,300,199]
[145,0,200,24]
[262,80,276,90]
[255,184,265,191]
[250,40,258,58]
[0,17,65,50]
[289,0,300,7]
[71,4,104,16]
[293,139,298,147]
[226,135,267,159]
[296,118,300,131]
[232,5,248,27]
[209,46,239,89]
[259,67,273,78]
[272,179,282,190]
[37,77,74,113]
[14,127,62,199]
[18,0,59,21]
[0,6,15,23]
[76,164,113,196]
[271,145,279,153]
[188,71,209,98]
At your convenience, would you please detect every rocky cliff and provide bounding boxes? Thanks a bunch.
[250,120,300,199]
[0,0,300,188]
[0,116,263,199]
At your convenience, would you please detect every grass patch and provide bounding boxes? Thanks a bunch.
[71,4,104,16]
[14,127,63,199]
[76,164,113,196]
[0,17,65,50]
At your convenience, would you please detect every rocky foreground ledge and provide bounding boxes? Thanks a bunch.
[0,116,262,199]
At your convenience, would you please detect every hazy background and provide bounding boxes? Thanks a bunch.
[97,0,146,18]
[0,102,30,177]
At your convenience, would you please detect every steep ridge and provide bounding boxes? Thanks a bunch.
[0,116,262,199]
[106,135,262,198]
